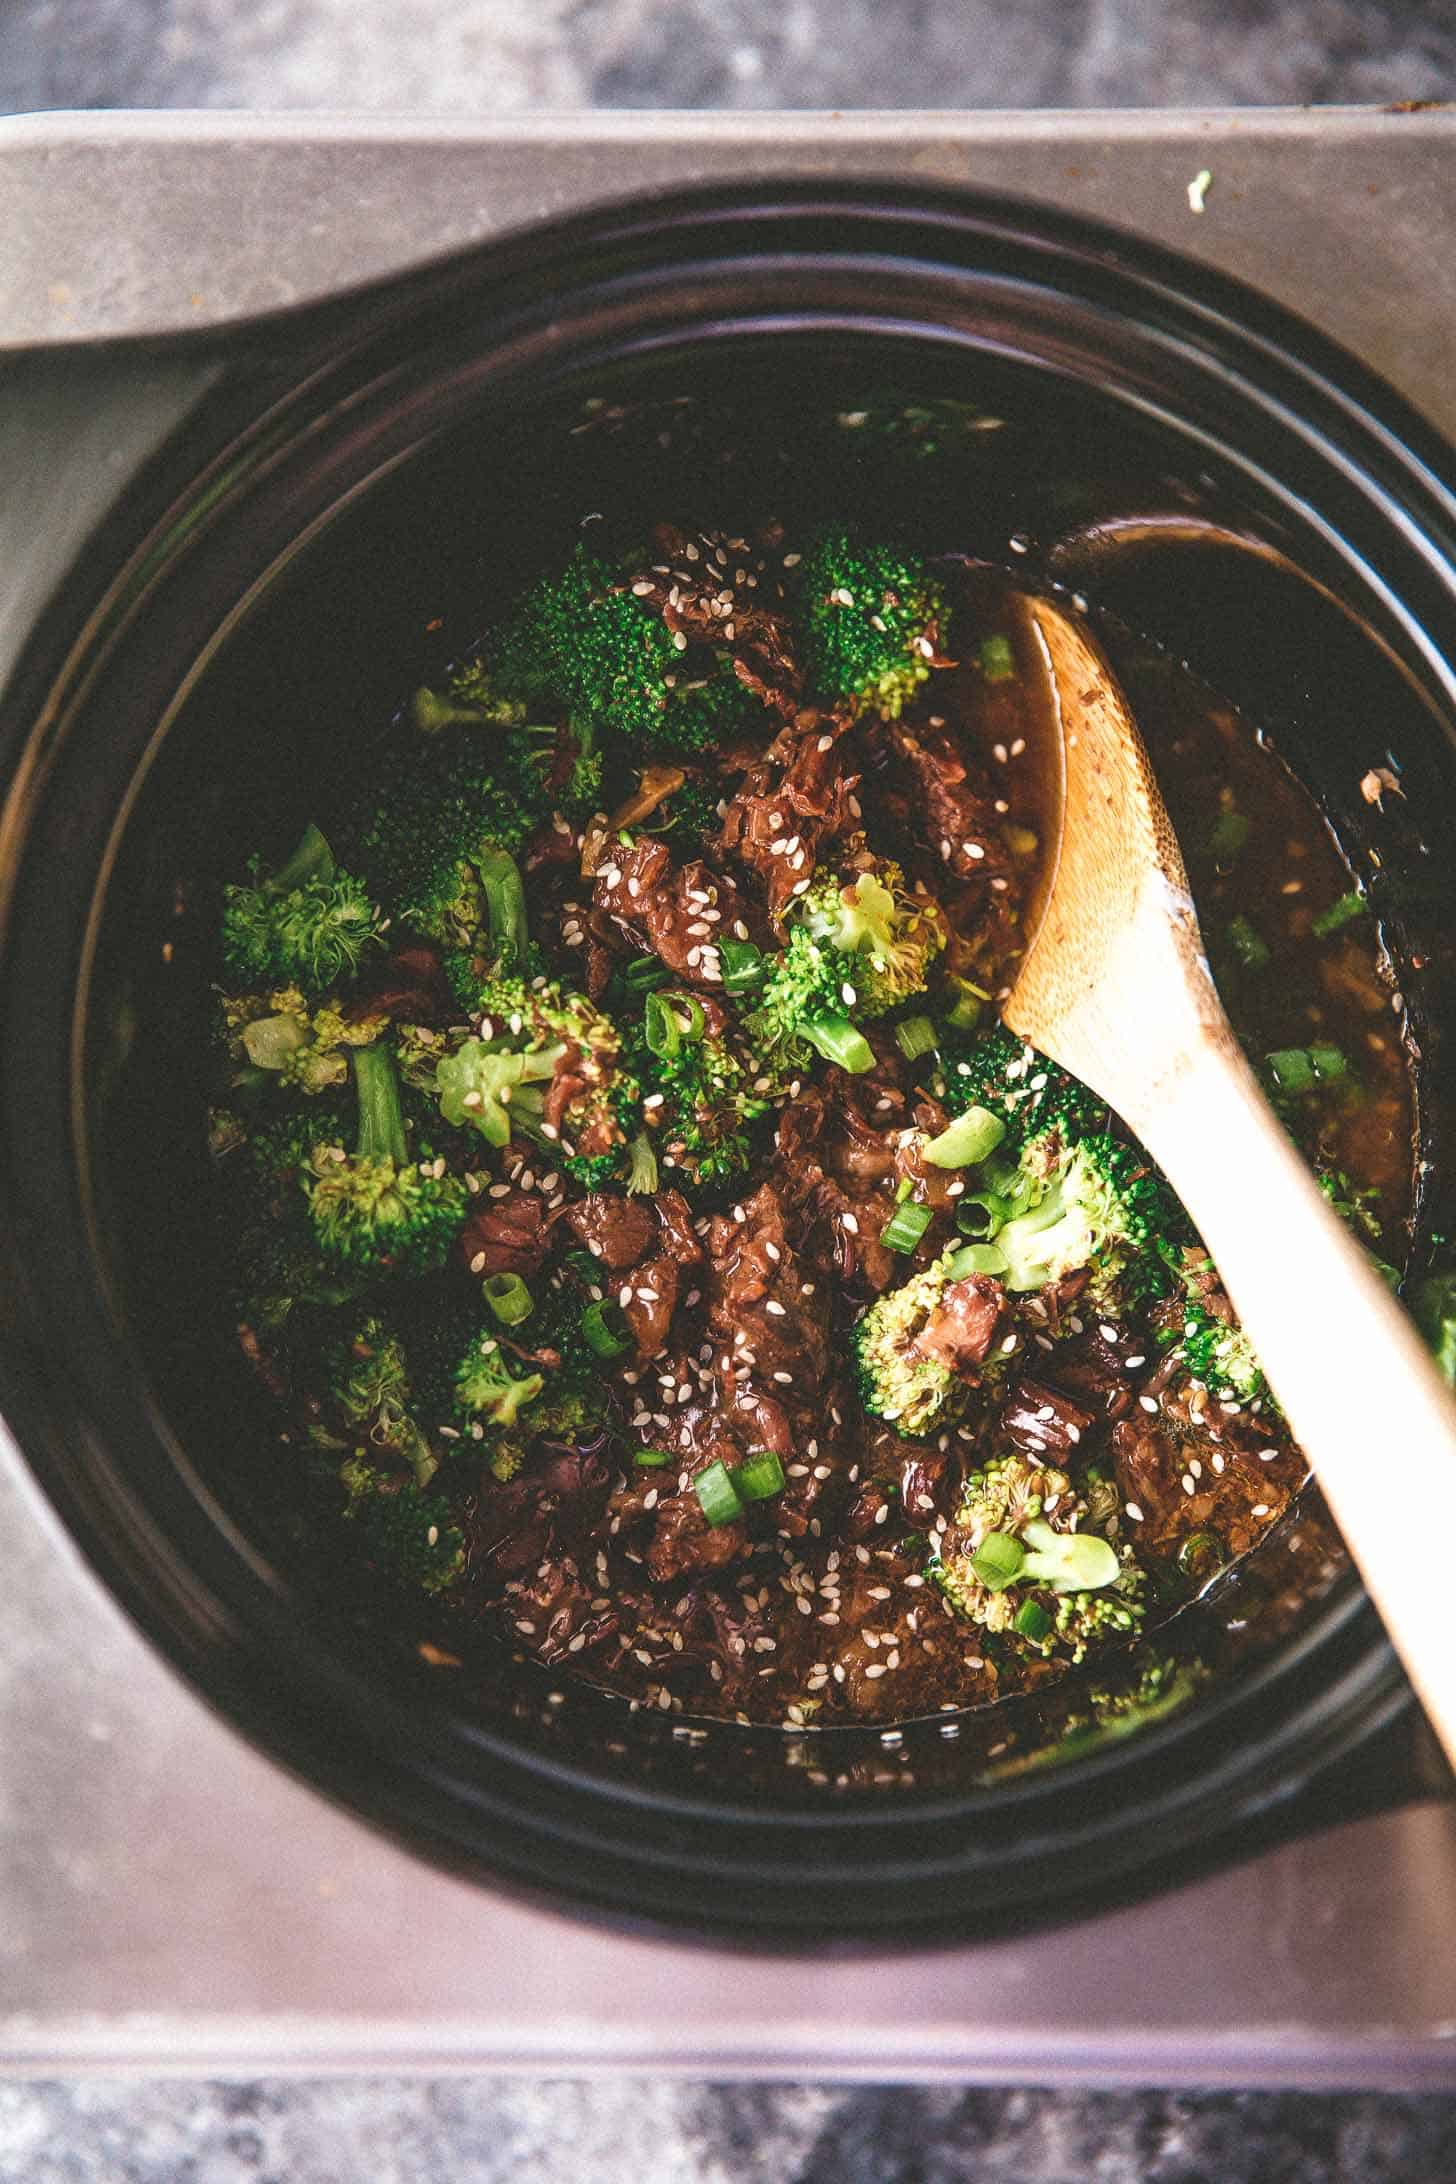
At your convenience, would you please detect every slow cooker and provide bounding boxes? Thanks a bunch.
[2,115,1455,2019]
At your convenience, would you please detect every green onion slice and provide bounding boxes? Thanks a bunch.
[1208,808,1251,860]
[956,1190,1012,1239]
[719,939,766,992]
[802,1015,876,1074]
[947,1241,1009,1278]
[1308,1041,1349,1081]
[1265,1046,1316,1093]
[483,1272,533,1326]
[969,1530,1025,1590]
[580,1299,633,1359]
[1226,914,1270,971]
[625,954,669,993]
[1014,1600,1053,1641]
[1311,889,1366,937]
[880,1202,933,1254]
[645,990,706,1057]
[945,978,990,1033]
[735,1449,787,1501]
[695,1458,745,1527]
[923,1104,1007,1169]
[634,1447,674,1468]
[978,634,1016,682]
[894,1014,938,1062]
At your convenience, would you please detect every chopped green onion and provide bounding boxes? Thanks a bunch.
[719,939,766,992]
[881,1202,934,1254]
[695,1458,745,1527]
[625,954,669,993]
[1265,1046,1316,1093]
[969,1530,1025,1590]
[956,1190,1012,1239]
[1208,808,1251,860]
[580,1299,633,1359]
[802,1015,876,1073]
[483,1272,533,1327]
[1014,1600,1053,1641]
[947,1241,1009,1278]
[945,978,990,1033]
[1308,1041,1349,1081]
[978,634,1016,682]
[923,1104,1007,1169]
[1019,1519,1120,1593]
[1226,914,1270,971]
[895,1014,938,1062]
[1178,1531,1224,1582]
[1311,889,1366,938]
[644,991,679,1055]
[634,1447,673,1468]
[735,1449,787,1501]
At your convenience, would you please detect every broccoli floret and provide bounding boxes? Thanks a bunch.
[792,527,945,717]
[487,544,678,741]
[851,1246,1013,1438]
[1317,1163,1384,1242]
[1179,1299,1267,1403]
[221,986,391,1095]
[938,1026,1108,1151]
[244,1092,352,1190]
[318,1313,438,1487]
[663,774,726,853]
[1051,1578,1148,1663]
[749,865,940,1074]
[992,1130,1177,1303]
[626,1004,770,1189]
[455,1328,546,1430]
[221,824,386,995]
[799,864,946,1015]
[434,974,638,1181]
[338,1462,464,1594]
[307,1043,466,1277]
[339,734,548,967]
[931,1457,1145,1661]
[651,657,769,756]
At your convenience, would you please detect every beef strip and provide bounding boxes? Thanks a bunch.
[457,1189,550,1280]
[585,834,759,987]
[718,710,863,924]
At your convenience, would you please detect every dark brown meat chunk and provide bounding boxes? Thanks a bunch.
[636,520,803,717]
[877,716,1014,886]
[562,1192,657,1271]
[587,835,758,987]
[719,711,862,923]
[912,1275,1006,1376]
[702,1181,832,1392]
[457,1189,550,1280]
[998,1376,1099,1461]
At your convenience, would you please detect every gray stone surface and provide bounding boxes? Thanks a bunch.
[5,2081,1456,2180]
[2,0,1456,117]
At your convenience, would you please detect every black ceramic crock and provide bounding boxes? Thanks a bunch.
[2,182,1455,1939]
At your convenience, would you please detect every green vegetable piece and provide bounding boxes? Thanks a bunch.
[1019,1518,1120,1593]
[894,1014,938,1062]
[634,1447,674,1467]
[923,1104,1007,1169]
[1226,914,1271,971]
[735,1449,787,1502]
[1413,1270,1456,1389]
[695,1458,745,1528]
[969,1530,1025,1590]
[946,1241,1009,1277]
[881,1201,934,1254]
[801,1016,876,1073]
[484,1272,533,1327]
[719,939,766,992]
[1178,1531,1225,1583]
[1208,808,1251,860]
[978,634,1016,682]
[1014,1600,1053,1641]
[1311,889,1366,938]
[581,1299,633,1359]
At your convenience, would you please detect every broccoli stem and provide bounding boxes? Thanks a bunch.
[353,1043,409,1167]
[269,822,336,894]
[478,849,528,973]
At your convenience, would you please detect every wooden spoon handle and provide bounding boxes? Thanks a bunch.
[1138,1040,1456,1766]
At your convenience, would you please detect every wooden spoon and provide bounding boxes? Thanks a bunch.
[1004,594,1456,1764]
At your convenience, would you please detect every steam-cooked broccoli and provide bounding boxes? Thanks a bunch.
[433,973,639,1184]
[626,994,770,1189]
[317,1313,438,1487]
[337,1461,465,1593]
[219,984,389,1096]
[990,1129,1179,1304]
[938,1026,1108,1150]
[307,1044,467,1276]
[1178,1299,1268,1404]
[792,528,945,717]
[221,825,385,994]
[749,864,944,1074]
